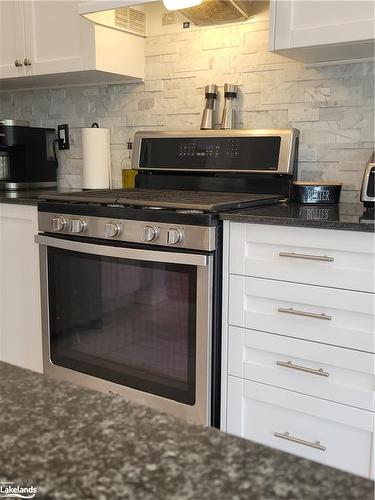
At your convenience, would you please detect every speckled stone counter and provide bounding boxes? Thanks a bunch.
[0,188,79,206]
[0,189,49,206]
[0,362,373,500]
[220,202,375,232]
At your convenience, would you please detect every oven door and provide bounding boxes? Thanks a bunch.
[36,234,213,425]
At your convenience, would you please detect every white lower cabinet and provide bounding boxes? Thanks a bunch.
[228,327,375,412]
[229,223,375,293]
[227,377,374,478]
[0,203,42,373]
[229,275,374,352]
[222,221,375,479]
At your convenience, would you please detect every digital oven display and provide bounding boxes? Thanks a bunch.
[139,136,281,170]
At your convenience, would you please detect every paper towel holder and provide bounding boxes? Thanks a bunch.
[82,123,112,190]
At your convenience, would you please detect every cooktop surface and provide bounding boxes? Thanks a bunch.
[41,189,284,212]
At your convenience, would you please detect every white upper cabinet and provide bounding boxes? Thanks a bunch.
[0,1,26,79]
[269,0,375,64]
[23,1,89,76]
[0,0,145,90]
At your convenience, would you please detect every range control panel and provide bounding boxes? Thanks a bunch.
[38,212,216,252]
[139,136,281,171]
[178,139,240,159]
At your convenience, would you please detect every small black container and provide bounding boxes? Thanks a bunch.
[293,181,342,204]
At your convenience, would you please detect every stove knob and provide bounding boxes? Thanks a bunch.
[142,225,159,242]
[70,218,86,233]
[167,228,183,245]
[104,222,121,238]
[51,216,67,232]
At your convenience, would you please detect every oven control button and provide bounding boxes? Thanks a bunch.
[104,222,121,238]
[142,225,159,242]
[167,228,183,245]
[70,218,86,233]
[51,216,67,232]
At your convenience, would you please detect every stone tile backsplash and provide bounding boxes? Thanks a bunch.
[1,18,374,202]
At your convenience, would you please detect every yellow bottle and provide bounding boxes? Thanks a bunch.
[122,168,137,189]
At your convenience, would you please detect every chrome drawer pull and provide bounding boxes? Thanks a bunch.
[276,360,329,377]
[279,251,334,262]
[274,432,326,451]
[277,307,332,321]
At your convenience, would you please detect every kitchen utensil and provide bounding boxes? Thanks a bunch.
[360,152,374,207]
[122,168,137,188]
[0,122,56,190]
[293,181,342,204]
[220,83,237,130]
[0,151,10,180]
[200,84,218,130]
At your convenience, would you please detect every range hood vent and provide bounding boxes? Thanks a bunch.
[79,2,146,36]
[78,0,267,33]
[115,7,145,35]
[180,0,261,26]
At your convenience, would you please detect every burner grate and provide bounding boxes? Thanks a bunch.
[41,188,283,213]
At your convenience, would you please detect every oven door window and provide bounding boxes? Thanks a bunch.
[47,247,197,404]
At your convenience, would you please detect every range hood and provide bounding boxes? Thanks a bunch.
[180,0,262,26]
[79,0,265,32]
[79,1,156,35]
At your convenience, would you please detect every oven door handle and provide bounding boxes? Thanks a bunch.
[35,234,209,267]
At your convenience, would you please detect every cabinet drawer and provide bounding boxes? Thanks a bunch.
[227,377,374,478]
[229,223,375,293]
[228,326,375,411]
[229,275,374,352]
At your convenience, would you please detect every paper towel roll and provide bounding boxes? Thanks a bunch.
[82,127,111,189]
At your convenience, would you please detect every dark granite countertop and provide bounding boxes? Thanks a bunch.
[0,362,373,500]
[0,189,50,206]
[0,188,78,206]
[1,190,374,233]
[220,202,375,232]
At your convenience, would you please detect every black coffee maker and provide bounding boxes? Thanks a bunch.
[0,119,57,190]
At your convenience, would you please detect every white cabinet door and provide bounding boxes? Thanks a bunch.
[228,326,375,411]
[229,275,374,353]
[230,223,375,293]
[0,204,43,373]
[222,220,375,476]
[0,0,144,89]
[227,377,374,478]
[269,0,375,63]
[0,1,26,78]
[23,0,93,76]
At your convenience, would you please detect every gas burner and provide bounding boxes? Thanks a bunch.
[42,189,284,213]
[142,206,165,210]
[176,209,205,214]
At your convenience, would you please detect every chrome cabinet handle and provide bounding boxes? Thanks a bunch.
[278,307,332,321]
[279,251,334,262]
[14,59,23,67]
[276,360,329,377]
[274,432,326,451]
[23,58,32,66]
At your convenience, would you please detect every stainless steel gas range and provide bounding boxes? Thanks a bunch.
[35,128,299,426]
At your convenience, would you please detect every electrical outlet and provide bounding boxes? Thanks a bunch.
[57,124,70,150]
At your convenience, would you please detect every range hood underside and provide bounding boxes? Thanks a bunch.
[180,0,267,26]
